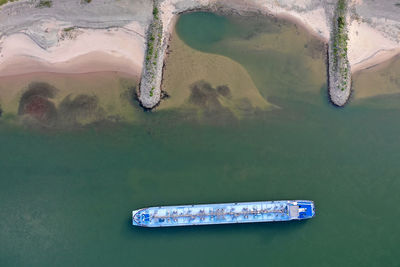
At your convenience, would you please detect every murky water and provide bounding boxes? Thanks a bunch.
[0,72,138,126]
[352,55,400,109]
[1,12,400,267]
[174,12,327,107]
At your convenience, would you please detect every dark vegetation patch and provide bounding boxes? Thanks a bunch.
[18,82,56,107]
[21,96,57,122]
[216,85,231,98]
[18,82,57,124]
[189,81,219,107]
[0,104,2,117]
[0,0,17,6]
[120,84,137,106]
[189,81,264,119]
[304,38,326,59]
[188,81,235,122]
[37,0,52,8]
[63,27,75,32]
[389,74,400,87]
[58,94,105,125]
[17,82,111,127]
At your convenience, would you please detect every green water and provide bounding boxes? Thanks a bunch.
[176,12,327,106]
[1,12,400,267]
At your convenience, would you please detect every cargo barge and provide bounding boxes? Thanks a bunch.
[132,200,315,227]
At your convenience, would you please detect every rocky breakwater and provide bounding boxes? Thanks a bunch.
[138,0,219,109]
[328,0,351,106]
[139,0,164,109]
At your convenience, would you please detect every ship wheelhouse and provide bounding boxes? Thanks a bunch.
[288,201,315,220]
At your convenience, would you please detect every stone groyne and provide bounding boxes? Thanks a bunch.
[328,0,351,106]
[138,0,212,109]
[138,0,164,109]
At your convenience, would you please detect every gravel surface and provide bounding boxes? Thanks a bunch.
[0,0,153,47]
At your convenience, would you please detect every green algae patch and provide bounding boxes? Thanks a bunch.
[37,0,52,8]
[0,0,19,6]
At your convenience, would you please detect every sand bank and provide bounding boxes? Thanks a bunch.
[161,29,272,115]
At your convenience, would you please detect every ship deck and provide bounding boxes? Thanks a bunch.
[132,200,315,227]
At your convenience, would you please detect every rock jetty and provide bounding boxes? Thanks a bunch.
[138,0,165,109]
[328,0,351,106]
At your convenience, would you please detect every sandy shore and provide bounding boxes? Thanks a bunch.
[0,0,398,78]
[260,0,400,74]
[162,0,400,73]
[348,20,400,73]
[0,0,399,109]
[0,22,145,78]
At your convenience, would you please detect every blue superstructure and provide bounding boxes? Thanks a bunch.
[132,200,315,227]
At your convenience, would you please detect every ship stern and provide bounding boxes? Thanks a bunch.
[288,200,315,220]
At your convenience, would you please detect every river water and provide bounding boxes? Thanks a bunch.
[1,12,400,266]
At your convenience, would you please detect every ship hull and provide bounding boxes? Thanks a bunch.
[132,200,315,227]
